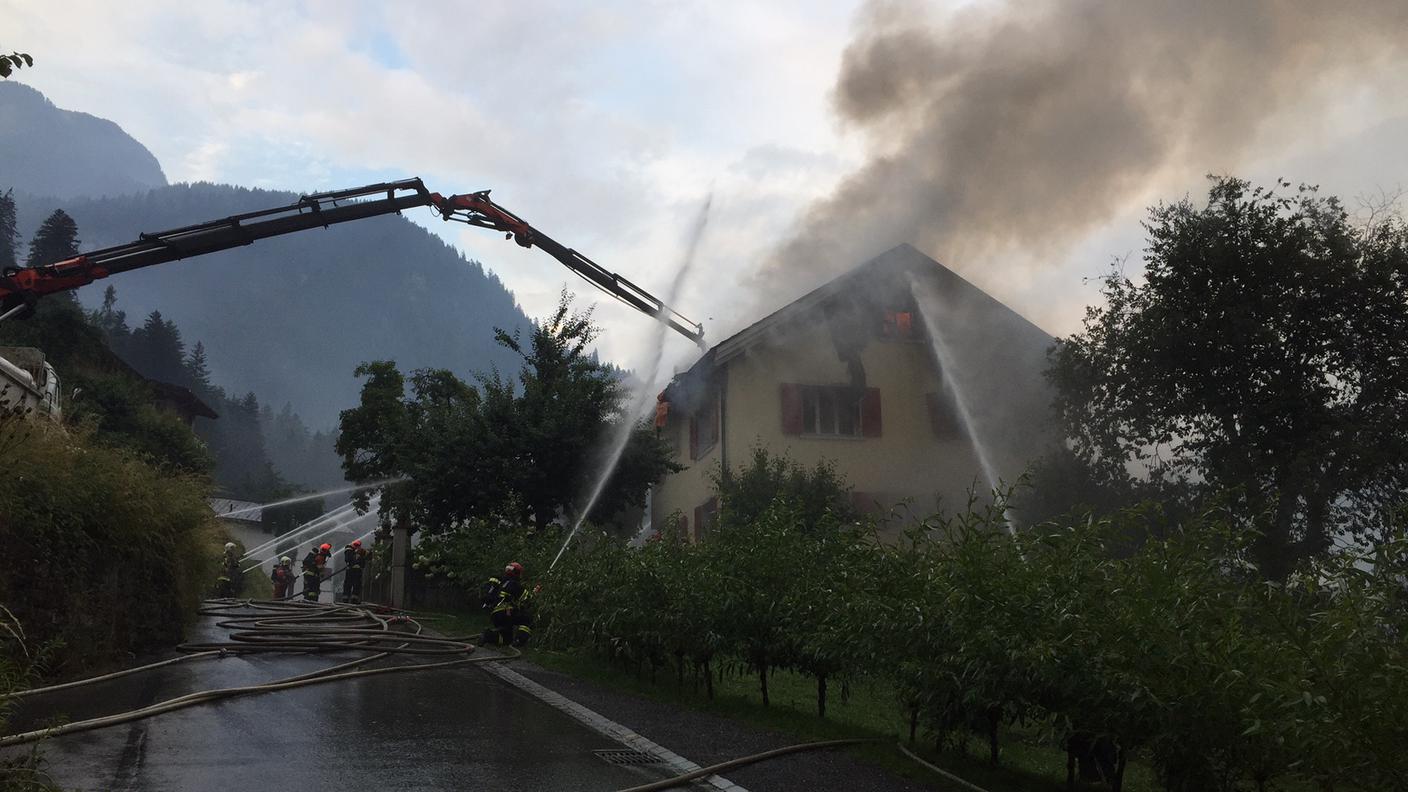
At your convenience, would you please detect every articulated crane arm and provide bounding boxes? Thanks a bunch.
[0,178,707,348]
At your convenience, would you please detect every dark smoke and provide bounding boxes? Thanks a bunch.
[758,0,1408,302]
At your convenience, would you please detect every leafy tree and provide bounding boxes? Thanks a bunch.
[89,285,131,348]
[0,51,32,79]
[0,189,17,269]
[712,446,854,533]
[1049,177,1408,577]
[337,293,679,534]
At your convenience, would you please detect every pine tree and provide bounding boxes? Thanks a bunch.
[25,209,80,267]
[26,209,81,308]
[0,189,18,270]
[128,310,187,383]
[91,285,132,346]
[185,340,212,395]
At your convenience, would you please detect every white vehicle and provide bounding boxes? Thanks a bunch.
[0,346,62,422]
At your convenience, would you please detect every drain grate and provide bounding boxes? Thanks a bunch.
[594,749,664,767]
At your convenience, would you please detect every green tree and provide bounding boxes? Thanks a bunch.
[712,446,854,534]
[337,293,678,533]
[1048,177,1408,577]
[24,209,79,268]
[0,51,32,79]
[0,189,18,269]
[184,340,212,394]
[126,310,187,384]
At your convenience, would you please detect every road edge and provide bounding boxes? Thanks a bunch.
[481,660,750,792]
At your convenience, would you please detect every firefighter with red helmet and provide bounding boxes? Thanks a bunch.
[301,543,333,602]
[341,540,367,604]
[482,561,529,647]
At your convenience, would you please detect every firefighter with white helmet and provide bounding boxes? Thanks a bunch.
[271,556,295,599]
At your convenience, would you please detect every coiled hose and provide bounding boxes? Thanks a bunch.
[0,598,514,748]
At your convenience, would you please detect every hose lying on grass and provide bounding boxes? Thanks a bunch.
[0,598,515,748]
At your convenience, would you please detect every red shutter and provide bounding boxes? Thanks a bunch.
[861,387,882,437]
[679,514,690,542]
[693,506,703,541]
[689,416,699,459]
[780,383,803,435]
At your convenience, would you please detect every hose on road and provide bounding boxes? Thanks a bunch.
[0,598,516,748]
[610,737,994,792]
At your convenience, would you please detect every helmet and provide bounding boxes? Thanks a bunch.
[280,556,291,565]
[224,542,236,551]
[505,561,524,577]
[351,540,362,548]
[320,543,332,552]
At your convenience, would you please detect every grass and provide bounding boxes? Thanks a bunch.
[421,608,1158,792]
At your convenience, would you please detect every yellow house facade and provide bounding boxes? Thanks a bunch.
[650,245,1056,540]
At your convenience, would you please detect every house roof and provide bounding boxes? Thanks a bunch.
[150,380,219,419]
[209,497,262,523]
[667,244,1054,394]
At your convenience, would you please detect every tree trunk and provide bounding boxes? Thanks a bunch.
[987,706,1000,766]
[1066,743,1077,792]
[704,657,714,700]
[676,651,685,689]
[759,663,770,707]
[1112,744,1126,792]
[817,673,827,719]
[909,705,919,745]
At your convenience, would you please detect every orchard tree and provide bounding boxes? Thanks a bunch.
[1048,177,1408,577]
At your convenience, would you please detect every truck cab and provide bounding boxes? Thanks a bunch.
[0,346,62,422]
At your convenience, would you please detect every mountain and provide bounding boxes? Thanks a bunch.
[0,82,167,199]
[2,86,533,429]
[14,184,533,427]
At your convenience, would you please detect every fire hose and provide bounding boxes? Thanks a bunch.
[0,599,515,748]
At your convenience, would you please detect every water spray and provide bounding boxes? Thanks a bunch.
[219,477,406,519]
[908,273,1015,534]
[548,194,714,571]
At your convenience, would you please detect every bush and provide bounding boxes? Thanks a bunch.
[0,416,217,675]
[530,482,1408,791]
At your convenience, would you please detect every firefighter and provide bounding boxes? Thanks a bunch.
[271,556,294,599]
[341,540,367,604]
[217,542,239,598]
[512,583,540,647]
[481,561,525,647]
[301,544,332,602]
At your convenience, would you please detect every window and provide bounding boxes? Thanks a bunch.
[881,310,917,340]
[689,390,719,460]
[781,384,881,437]
[802,385,859,436]
[693,497,718,542]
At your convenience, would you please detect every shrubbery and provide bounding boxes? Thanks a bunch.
[537,499,1407,791]
[0,414,218,676]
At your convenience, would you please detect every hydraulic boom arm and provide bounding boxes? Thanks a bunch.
[0,178,706,347]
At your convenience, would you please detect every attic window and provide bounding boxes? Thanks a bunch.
[881,311,916,339]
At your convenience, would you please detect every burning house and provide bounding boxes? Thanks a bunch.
[651,244,1057,539]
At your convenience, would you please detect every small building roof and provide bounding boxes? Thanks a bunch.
[209,497,263,523]
[149,380,219,419]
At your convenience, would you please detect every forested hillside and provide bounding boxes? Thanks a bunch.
[13,183,532,428]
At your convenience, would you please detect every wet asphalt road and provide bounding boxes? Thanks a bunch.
[6,614,676,792]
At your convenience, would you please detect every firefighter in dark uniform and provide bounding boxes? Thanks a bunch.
[301,543,331,602]
[481,562,525,646]
[341,540,367,604]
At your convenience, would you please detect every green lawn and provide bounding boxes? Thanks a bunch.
[421,608,1158,792]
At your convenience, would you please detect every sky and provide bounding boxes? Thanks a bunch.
[6,0,1407,389]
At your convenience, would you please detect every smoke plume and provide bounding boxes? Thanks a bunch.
[758,0,1408,303]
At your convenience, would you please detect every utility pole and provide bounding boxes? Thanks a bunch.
[390,520,411,610]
